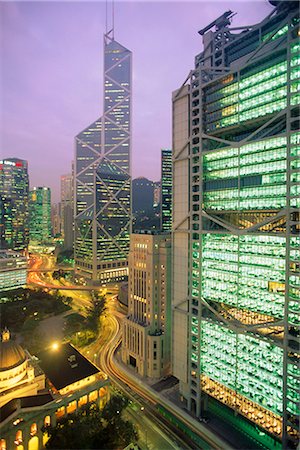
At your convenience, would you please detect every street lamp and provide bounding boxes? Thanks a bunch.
[76,331,81,345]
[140,406,148,448]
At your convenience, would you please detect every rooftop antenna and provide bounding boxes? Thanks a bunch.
[105,0,108,34]
[112,0,115,39]
[105,0,114,40]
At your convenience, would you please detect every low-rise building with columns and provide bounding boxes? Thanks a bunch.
[0,331,109,450]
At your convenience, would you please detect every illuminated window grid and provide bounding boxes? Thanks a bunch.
[200,320,283,416]
[201,135,296,211]
[186,9,300,448]
[201,375,283,437]
[203,44,299,133]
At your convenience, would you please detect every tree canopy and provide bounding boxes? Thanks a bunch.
[45,396,138,449]
[0,288,71,332]
[85,295,106,332]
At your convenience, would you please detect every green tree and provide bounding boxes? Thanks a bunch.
[101,394,128,421]
[0,288,71,334]
[85,295,106,332]
[45,396,138,449]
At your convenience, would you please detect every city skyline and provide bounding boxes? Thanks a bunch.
[0,1,299,449]
[1,0,272,202]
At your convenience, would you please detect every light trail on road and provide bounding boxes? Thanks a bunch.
[92,314,194,450]
[93,306,230,450]
[27,254,228,449]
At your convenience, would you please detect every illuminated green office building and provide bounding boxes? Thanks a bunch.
[161,149,172,231]
[172,2,299,448]
[75,31,131,283]
[29,187,52,243]
[0,158,29,251]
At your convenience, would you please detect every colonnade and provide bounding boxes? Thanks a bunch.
[0,385,109,450]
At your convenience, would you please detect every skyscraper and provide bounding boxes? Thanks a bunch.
[132,177,154,215]
[51,203,61,237]
[122,231,171,378]
[172,2,299,449]
[161,149,172,231]
[61,174,74,249]
[75,30,132,283]
[29,187,51,243]
[0,158,29,251]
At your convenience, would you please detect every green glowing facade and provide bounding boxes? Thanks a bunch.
[0,159,29,251]
[29,187,52,243]
[172,2,299,448]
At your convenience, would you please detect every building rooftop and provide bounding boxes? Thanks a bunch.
[0,330,26,372]
[0,393,54,423]
[37,343,99,390]
[0,341,26,372]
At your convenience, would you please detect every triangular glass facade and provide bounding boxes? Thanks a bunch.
[75,33,131,282]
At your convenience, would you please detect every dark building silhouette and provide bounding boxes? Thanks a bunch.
[132,177,154,214]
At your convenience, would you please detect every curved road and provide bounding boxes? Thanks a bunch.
[95,311,230,450]
[28,254,230,449]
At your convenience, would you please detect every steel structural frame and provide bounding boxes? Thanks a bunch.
[186,8,299,447]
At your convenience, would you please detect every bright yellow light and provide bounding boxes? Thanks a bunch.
[52,342,59,351]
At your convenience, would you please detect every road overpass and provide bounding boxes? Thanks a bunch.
[28,280,100,291]
[27,267,74,273]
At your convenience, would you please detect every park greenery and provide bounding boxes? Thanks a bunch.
[0,288,72,353]
[45,395,138,449]
[56,248,74,265]
[0,288,71,331]
[1,286,106,351]
[52,269,70,280]
[86,294,106,332]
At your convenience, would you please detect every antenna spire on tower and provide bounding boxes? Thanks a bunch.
[105,0,108,34]
[104,0,115,41]
[112,0,115,39]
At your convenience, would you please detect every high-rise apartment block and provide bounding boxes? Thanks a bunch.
[61,174,74,249]
[75,31,132,283]
[0,159,29,251]
[172,2,299,449]
[122,232,171,378]
[29,187,51,243]
[161,149,172,231]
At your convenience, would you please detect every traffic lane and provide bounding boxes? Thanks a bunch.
[124,405,182,450]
